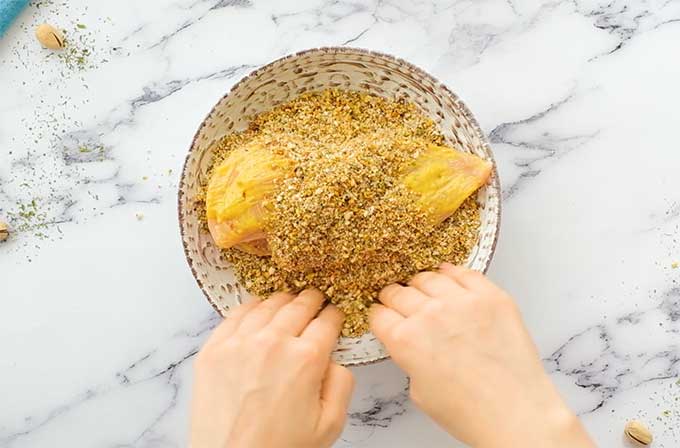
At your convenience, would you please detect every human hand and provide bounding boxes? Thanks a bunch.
[370,264,595,448]
[191,290,354,448]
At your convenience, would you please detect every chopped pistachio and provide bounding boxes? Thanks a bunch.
[201,90,484,336]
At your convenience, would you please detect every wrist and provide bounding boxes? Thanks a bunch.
[539,405,594,448]
[480,401,594,448]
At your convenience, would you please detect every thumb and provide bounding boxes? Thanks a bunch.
[318,363,355,440]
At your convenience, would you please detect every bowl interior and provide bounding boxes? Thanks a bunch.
[179,47,501,366]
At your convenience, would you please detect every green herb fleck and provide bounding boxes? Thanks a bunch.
[7,198,50,237]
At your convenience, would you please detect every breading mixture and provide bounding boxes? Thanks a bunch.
[200,89,482,336]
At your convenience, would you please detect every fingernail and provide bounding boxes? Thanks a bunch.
[440,262,463,271]
[269,291,295,301]
[300,288,324,298]
[325,303,339,313]
[325,303,344,320]
[243,295,262,304]
[381,283,400,293]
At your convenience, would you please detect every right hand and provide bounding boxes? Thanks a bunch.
[369,263,595,448]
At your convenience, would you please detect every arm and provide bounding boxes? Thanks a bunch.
[370,263,595,448]
[190,290,354,448]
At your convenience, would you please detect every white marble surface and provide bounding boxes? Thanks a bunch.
[2,0,680,446]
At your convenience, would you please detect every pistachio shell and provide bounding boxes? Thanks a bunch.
[0,221,9,242]
[624,420,653,446]
[35,24,65,50]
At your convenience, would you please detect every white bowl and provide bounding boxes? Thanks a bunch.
[178,47,501,366]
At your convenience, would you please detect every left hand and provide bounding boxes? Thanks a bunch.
[190,289,354,448]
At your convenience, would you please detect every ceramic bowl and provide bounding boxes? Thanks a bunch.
[178,47,501,366]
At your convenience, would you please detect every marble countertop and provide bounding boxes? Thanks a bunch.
[2,0,680,447]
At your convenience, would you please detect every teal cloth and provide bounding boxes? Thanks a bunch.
[0,0,30,37]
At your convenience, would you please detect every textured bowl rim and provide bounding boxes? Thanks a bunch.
[178,46,502,366]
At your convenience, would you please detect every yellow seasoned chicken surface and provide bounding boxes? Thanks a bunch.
[402,144,492,225]
[206,141,293,253]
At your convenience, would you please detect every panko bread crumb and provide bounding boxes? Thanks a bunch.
[200,89,482,336]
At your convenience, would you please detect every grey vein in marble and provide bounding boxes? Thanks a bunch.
[545,287,680,414]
